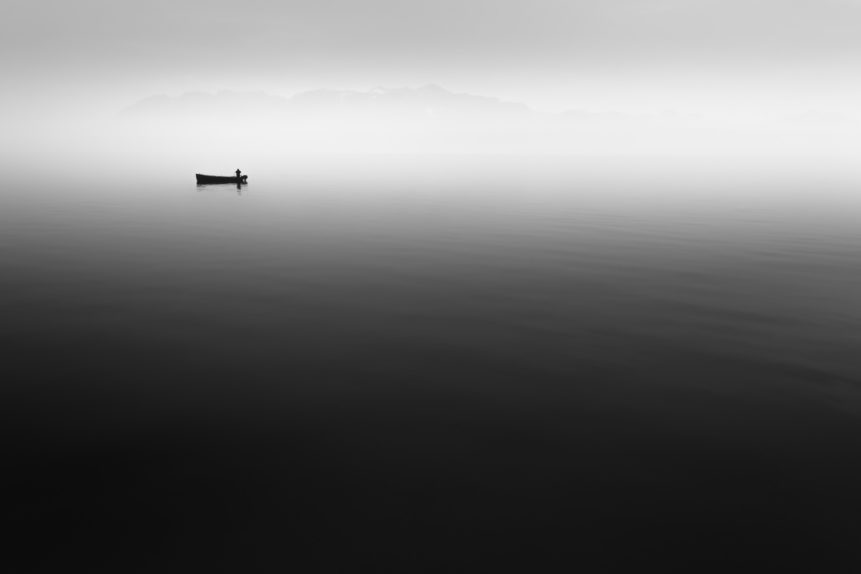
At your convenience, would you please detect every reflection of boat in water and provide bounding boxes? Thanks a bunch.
[196,174,248,184]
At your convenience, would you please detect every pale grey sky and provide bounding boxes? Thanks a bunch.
[4,0,861,113]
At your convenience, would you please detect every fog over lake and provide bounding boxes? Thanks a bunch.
[5,0,861,571]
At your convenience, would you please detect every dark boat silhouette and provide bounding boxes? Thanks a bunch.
[196,173,248,184]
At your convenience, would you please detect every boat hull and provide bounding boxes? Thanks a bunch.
[196,174,248,184]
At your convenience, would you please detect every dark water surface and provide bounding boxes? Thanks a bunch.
[3,156,861,571]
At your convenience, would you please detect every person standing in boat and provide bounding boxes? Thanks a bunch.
[235,169,242,179]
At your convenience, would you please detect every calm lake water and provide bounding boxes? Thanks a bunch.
[3,155,861,571]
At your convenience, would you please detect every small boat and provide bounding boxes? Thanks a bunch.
[196,173,248,184]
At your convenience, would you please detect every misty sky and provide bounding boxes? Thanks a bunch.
[4,0,861,116]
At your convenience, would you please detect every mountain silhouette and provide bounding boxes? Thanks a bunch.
[121,90,290,119]
[121,85,531,122]
[115,86,861,156]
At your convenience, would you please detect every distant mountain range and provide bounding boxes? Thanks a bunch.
[122,85,861,129]
[121,85,531,121]
[116,85,860,155]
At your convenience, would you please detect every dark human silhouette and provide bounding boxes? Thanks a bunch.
[236,169,242,179]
